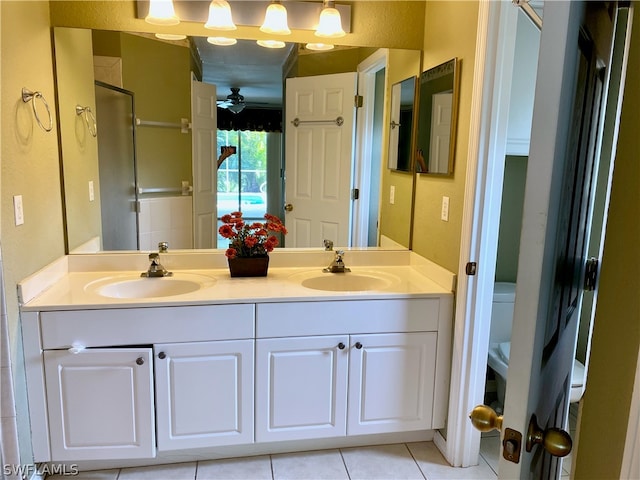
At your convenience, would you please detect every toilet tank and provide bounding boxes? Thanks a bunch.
[489,282,516,344]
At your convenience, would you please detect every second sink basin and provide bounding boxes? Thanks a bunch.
[85,273,217,299]
[292,270,400,292]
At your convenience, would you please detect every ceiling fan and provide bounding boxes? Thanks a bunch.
[217,87,246,114]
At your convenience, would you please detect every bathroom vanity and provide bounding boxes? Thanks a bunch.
[20,250,454,470]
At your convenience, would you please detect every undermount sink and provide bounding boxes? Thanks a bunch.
[292,270,400,292]
[85,273,217,299]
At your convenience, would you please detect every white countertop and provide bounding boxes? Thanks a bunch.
[19,249,456,311]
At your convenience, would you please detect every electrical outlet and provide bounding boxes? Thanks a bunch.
[441,196,450,221]
[89,181,95,201]
[390,185,396,205]
[13,195,24,226]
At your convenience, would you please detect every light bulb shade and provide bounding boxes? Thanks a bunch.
[257,39,286,49]
[227,103,246,114]
[145,0,180,26]
[205,0,237,30]
[207,36,238,46]
[306,42,334,51]
[315,7,345,38]
[260,2,291,35]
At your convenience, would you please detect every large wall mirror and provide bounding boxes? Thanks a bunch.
[415,58,460,176]
[387,76,416,172]
[53,28,421,253]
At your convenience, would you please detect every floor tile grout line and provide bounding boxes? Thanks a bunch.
[338,447,352,480]
[404,442,428,480]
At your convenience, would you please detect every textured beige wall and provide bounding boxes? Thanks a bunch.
[411,1,478,273]
[54,27,103,252]
[1,0,66,463]
[572,4,640,476]
[49,1,426,51]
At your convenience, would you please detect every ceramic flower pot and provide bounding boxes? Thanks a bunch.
[227,255,269,277]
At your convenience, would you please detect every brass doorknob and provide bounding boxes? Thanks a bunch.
[526,414,572,457]
[469,404,503,433]
[284,203,293,212]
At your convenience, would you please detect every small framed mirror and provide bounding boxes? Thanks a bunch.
[415,58,460,175]
[387,76,417,172]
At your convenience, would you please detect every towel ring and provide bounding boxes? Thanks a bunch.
[76,105,97,137]
[21,88,53,132]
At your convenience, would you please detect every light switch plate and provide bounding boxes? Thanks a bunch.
[390,185,396,205]
[13,195,24,226]
[89,181,95,201]
[441,196,450,221]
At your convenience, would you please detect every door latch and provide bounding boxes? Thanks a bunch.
[584,257,599,291]
[503,428,522,464]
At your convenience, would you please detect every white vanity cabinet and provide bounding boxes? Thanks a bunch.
[154,340,254,451]
[43,348,155,461]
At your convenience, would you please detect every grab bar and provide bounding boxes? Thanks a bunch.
[135,117,191,133]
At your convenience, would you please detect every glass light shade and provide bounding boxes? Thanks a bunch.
[207,36,238,46]
[145,0,180,26]
[260,3,291,35]
[205,0,237,30]
[155,33,187,40]
[227,103,246,114]
[257,39,286,49]
[315,6,345,38]
[306,42,334,51]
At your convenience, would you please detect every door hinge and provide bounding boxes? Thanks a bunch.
[351,188,360,200]
[465,262,477,276]
[354,95,363,108]
[584,257,599,291]
[134,200,141,213]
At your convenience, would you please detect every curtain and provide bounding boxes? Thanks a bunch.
[217,107,283,133]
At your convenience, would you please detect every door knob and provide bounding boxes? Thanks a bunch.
[469,404,503,433]
[526,414,572,457]
[284,203,293,212]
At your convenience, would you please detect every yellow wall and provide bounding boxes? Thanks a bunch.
[1,0,66,463]
[572,4,640,476]
[54,27,103,252]
[412,1,479,273]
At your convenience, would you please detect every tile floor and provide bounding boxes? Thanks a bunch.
[47,407,579,480]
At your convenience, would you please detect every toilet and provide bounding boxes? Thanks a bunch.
[487,282,586,409]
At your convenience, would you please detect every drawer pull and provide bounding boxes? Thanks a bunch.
[158,352,166,359]
[338,343,345,350]
[136,357,145,366]
[355,342,363,349]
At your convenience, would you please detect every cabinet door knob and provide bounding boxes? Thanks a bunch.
[158,352,166,359]
[136,357,145,365]
[338,342,346,350]
[355,342,363,349]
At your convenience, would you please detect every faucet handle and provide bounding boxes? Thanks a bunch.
[148,252,160,263]
[158,241,169,253]
[323,239,334,251]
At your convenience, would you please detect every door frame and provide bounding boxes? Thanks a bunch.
[434,0,518,466]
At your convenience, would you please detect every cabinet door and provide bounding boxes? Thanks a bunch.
[347,332,437,435]
[256,335,349,442]
[44,348,155,461]
[154,340,254,450]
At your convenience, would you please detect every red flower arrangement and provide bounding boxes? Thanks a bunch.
[219,211,288,259]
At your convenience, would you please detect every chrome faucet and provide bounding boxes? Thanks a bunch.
[323,250,351,273]
[323,239,334,251]
[158,241,169,253]
[141,252,173,278]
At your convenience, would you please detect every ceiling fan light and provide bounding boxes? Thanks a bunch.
[145,0,180,26]
[257,39,286,49]
[207,36,237,46]
[205,0,237,30]
[305,42,334,51]
[155,33,187,41]
[260,2,291,35]
[227,103,246,114]
[315,3,345,38]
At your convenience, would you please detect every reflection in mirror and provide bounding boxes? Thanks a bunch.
[415,58,460,175]
[387,76,416,172]
[53,29,419,253]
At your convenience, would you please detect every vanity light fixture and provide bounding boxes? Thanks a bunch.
[204,0,236,30]
[145,0,180,26]
[315,0,346,38]
[155,33,187,40]
[305,42,334,51]
[208,36,237,46]
[260,1,291,35]
[257,39,286,49]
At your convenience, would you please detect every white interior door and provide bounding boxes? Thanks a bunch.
[285,72,357,248]
[497,2,614,477]
[191,78,217,248]
[429,92,452,174]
